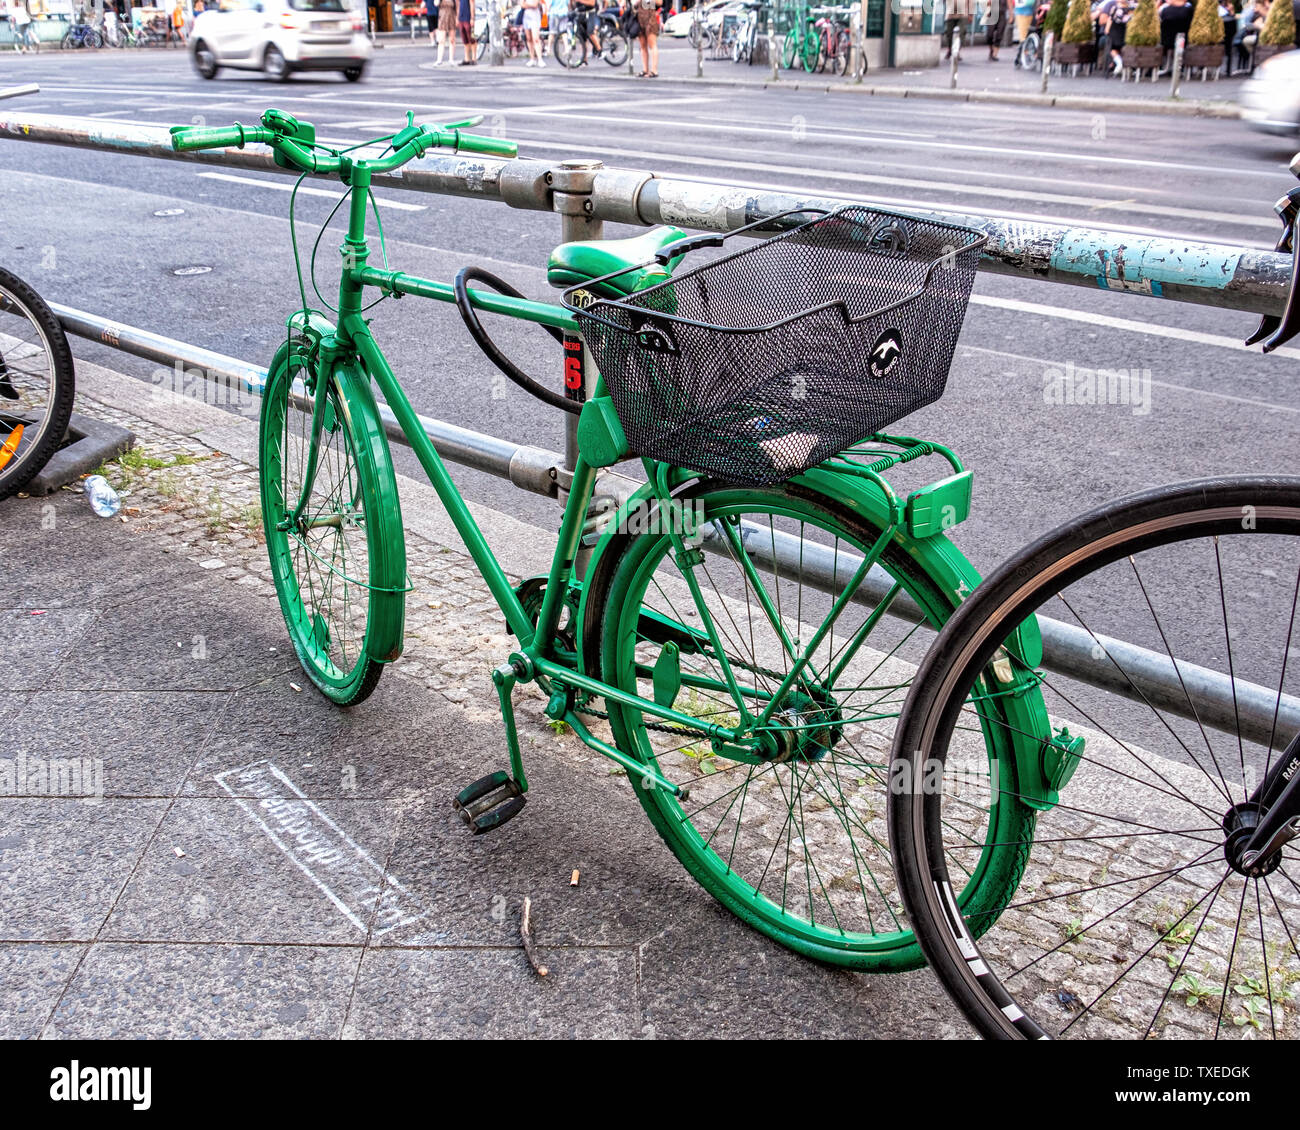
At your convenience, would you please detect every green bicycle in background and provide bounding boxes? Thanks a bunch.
[169,108,1063,976]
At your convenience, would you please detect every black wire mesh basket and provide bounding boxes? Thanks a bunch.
[562,205,987,487]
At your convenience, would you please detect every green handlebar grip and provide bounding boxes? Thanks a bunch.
[169,123,270,152]
[452,131,518,159]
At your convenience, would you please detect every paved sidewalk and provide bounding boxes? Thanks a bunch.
[0,355,964,1039]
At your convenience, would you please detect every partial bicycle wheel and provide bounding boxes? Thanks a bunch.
[802,28,822,71]
[602,30,628,65]
[586,477,1044,971]
[1018,31,1040,70]
[780,29,798,68]
[553,27,586,67]
[891,477,1300,1038]
[832,28,850,74]
[259,341,406,706]
[0,267,75,501]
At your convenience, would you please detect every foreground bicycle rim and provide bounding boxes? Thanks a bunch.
[589,480,1038,971]
[891,477,1300,1037]
[0,268,75,501]
[260,347,406,706]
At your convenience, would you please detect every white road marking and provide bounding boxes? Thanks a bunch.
[508,107,1286,179]
[966,293,1300,362]
[500,135,1275,230]
[196,170,427,210]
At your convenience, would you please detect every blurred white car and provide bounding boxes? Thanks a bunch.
[1240,50,1300,136]
[663,0,731,37]
[190,0,372,83]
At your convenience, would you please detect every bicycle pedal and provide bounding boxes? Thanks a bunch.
[453,770,527,835]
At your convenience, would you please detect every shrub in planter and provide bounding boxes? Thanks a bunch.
[1125,0,1159,45]
[1043,0,1068,39]
[1183,0,1225,68]
[1061,0,1093,41]
[1122,0,1163,67]
[1259,0,1297,46]
[1054,0,1096,62]
[1187,0,1223,44]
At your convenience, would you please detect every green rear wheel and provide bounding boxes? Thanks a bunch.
[587,480,1039,971]
[260,345,406,706]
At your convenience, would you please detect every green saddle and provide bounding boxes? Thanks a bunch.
[547,226,688,298]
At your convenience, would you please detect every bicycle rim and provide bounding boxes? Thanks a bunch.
[592,481,1035,971]
[893,477,1300,1038]
[0,271,74,501]
[259,347,405,706]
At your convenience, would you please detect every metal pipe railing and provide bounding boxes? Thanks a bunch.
[0,112,1291,317]
[53,306,1300,744]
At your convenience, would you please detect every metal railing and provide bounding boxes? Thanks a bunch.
[4,109,1298,741]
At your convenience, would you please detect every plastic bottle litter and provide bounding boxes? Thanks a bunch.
[84,475,121,518]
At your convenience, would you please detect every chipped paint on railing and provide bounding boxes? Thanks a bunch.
[1051,232,1242,296]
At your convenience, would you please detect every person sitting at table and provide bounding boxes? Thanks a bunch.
[1233,0,1268,69]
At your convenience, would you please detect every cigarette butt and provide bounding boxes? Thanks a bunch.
[570,869,580,887]
[173,847,185,858]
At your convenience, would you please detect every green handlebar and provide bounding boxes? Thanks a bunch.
[168,115,518,170]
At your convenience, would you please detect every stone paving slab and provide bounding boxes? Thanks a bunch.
[0,361,969,1039]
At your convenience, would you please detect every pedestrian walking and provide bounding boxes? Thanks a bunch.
[943,0,975,57]
[983,0,1009,57]
[8,1,38,52]
[635,0,661,75]
[457,0,478,63]
[169,0,187,45]
[432,0,456,60]
[522,0,545,64]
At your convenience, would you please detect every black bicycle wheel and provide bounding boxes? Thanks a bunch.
[891,477,1300,1039]
[0,268,76,501]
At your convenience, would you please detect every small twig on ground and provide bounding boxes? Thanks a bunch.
[520,896,549,977]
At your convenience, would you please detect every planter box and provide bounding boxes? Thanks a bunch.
[1255,42,1296,65]
[1121,43,1163,68]
[1054,41,1096,66]
[1184,42,1224,70]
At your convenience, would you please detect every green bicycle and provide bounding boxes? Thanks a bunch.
[170,108,1060,972]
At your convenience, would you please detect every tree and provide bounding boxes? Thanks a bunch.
[1061,0,1093,42]
[1187,0,1224,45]
[1260,0,1297,47]
[1043,0,1068,38]
[1125,0,1159,46]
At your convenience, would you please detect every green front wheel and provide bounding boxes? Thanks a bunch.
[587,479,1039,971]
[260,345,406,706]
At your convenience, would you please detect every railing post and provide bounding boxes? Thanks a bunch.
[488,0,505,64]
[551,158,604,495]
[1040,29,1053,92]
[770,11,779,80]
[1169,30,1185,97]
[696,4,704,75]
[950,26,960,87]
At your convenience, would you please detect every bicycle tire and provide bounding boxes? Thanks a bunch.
[587,477,1041,971]
[780,29,798,68]
[603,30,628,66]
[0,268,76,501]
[553,27,586,67]
[260,339,406,707]
[891,476,1300,1038]
[832,28,850,75]
[802,29,821,71]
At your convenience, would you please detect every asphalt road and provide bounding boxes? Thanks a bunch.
[1,42,1297,566]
